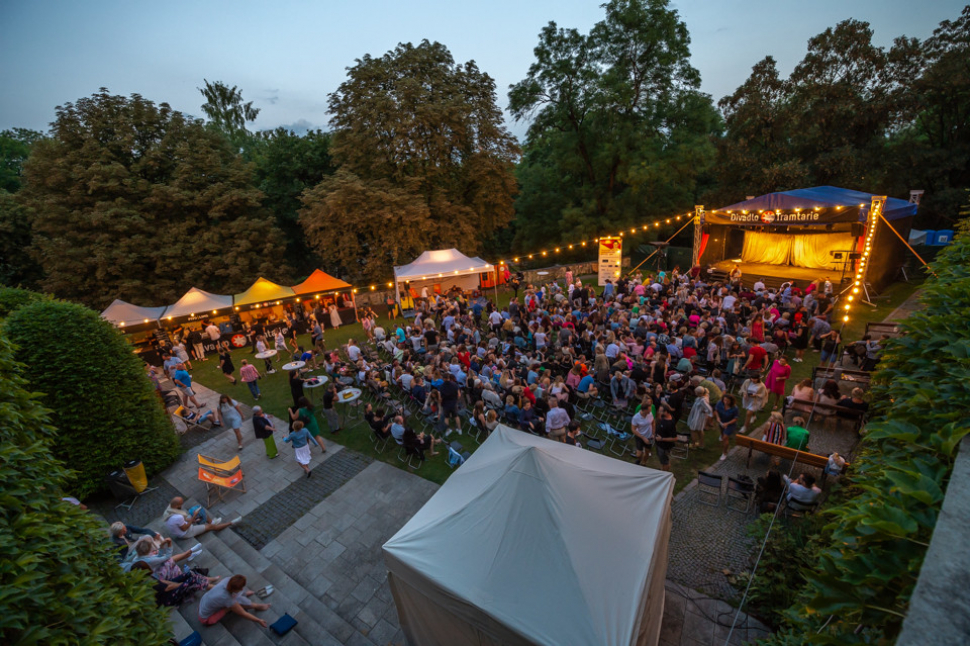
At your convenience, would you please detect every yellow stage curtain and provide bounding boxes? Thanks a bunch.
[791,233,855,269]
[741,231,793,265]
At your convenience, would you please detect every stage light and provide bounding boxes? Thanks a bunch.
[848,295,854,301]
[844,305,850,310]
[853,288,859,293]
[854,281,860,286]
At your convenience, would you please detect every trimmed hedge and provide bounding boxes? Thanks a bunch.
[3,299,180,497]
[0,332,171,645]
[0,286,48,318]
[759,216,970,643]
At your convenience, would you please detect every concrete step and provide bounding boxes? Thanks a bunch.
[174,529,343,646]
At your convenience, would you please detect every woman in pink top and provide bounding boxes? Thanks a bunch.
[239,360,262,400]
[765,356,791,410]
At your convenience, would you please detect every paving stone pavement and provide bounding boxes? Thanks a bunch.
[234,450,373,550]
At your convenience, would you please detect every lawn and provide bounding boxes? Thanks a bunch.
[185,279,921,492]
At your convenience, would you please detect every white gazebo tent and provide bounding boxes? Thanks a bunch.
[382,427,674,646]
[393,249,494,310]
[100,299,167,329]
[160,287,234,321]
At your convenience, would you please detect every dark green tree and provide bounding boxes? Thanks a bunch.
[300,40,519,282]
[0,128,45,192]
[18,89,288,309]
[509,0,720,250]
[3,298,182,497]
[199,79,260,154]
[0,331,171,645]
[250,128,337,275]
[0,191,43,288]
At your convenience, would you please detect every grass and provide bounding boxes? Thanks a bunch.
[185,279,922,492]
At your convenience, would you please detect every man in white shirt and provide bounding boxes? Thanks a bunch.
[488,309,503,333]
[722,293,737,311]
[753,278,766,293]
[631,407,655,466]
[545,398,571,441]
[347,339,362,361]
[205,322,221,342]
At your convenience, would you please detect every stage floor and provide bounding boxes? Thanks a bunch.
[712,260,848,288]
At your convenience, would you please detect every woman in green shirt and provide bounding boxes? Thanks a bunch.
[785,416,810,451]
[289,397,326,453]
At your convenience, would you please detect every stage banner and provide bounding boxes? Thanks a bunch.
[598,237,622,286]
[705,206,862,226]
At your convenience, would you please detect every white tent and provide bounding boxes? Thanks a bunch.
[161,287,234,320]
[382,427,674,646]
[100,299,167,328]
[393,249,494,308]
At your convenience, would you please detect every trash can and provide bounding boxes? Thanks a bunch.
[105,469,138,500]
[123,460,148,494]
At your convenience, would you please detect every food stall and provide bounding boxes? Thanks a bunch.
[100,299,169,365]
[291,269,357,326]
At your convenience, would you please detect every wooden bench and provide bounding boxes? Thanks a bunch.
[735,434,848,475]
[785,400,867,434]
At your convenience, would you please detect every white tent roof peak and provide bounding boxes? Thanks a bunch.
[383,427,674,646]
[100,299,167,327]
[393,248,492,281]
[162,287,234,319]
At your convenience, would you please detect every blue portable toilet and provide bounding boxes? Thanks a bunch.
[933,230,954,246]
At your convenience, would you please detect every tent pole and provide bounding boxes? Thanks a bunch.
[493,267,499,305]
[626,217,695,277]
[878,213,937,277]
[352,291,359,322]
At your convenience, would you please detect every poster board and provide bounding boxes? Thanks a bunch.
[598,237,622,286]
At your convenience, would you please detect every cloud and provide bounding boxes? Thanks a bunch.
[715,27,729,34]
[262,89,280,105]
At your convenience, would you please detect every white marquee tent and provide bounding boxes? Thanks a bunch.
[393,249,493,307]
[382,427,674,646]
[161,287,234,320]
[100,299,168,328]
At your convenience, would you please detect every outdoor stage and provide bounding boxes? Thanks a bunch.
[711,260,847,290]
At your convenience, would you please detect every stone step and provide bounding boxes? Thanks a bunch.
[175,529,344,646]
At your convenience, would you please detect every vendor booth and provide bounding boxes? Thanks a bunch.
[291,269,357,327]
[383,427,674,646]
[393,249,494,313]
[101,299,169,365]
[160,287,235,353]
[699,186,917,291]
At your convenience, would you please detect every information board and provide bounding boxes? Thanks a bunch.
[598,237,622,286]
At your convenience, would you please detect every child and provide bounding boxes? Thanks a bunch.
[282,421,314,478]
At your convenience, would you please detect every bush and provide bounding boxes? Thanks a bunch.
[0,332,171,645]
[0,286,48,318]
[3,299,181,497]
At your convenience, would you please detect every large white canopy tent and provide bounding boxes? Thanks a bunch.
[393,249,494,309]
[100,299,168,328]
[160,287,234,321]
[382,427,674,646]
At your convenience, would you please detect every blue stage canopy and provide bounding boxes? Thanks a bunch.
[711,186,917,226]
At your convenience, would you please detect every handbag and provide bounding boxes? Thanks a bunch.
[269,613,298,636]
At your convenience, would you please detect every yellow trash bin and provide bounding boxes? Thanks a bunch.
[123,460,148,493]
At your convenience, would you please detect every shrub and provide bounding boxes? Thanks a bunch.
[0,332,171,645]
[0,286,48,318]
[3,299,181,497]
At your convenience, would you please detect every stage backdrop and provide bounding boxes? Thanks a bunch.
[741,231,855,270]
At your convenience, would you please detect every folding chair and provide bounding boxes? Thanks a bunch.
[397,442,423,469]
[782,495,820,518]
[671,431,691,460]
[198,454,241,476]
[371,429,391,454]
[447,442,471,469]
[198,466,246,507]
[725,476,756,513]
[173,407,213,435]
[582,433,607,452]
[697,471,723,507]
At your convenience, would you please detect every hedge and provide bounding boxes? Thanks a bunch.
[0,286,49,318]
[3,299,181,497]
[0,332,171,645]
[757,214,970,643]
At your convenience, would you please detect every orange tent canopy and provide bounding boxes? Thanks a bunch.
[291,269,353,295]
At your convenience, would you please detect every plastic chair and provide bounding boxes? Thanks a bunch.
[725,476,756,513]
[671,432,691,460]
[197,466,246,507]
[697,471,723,507]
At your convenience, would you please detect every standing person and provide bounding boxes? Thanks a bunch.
[288,369,305,408]
[172,341,193,371]
[289,397,326,453]
[329,302,341,329]
[205,320,221,345]
[819,328,842,368]
[630,403,654,465]
[251,406,278,459]
[216,394,246,451]
[740,373,768,432]
[439,373,462,437]
[239,360,262,400]
[321,383,341,434]
[654,404,678,472]
[310,318,324,347]
[188,327,206,362]
[198,575,271,628]
[254,335,276,374]
[545,397,571,442]
[282,421,314,477]
[173,363,202,409]
[765,356,792,411]
[687,386,712,449]
[790,316,809,363]
[715,394,740,461]
[218,341,237,385]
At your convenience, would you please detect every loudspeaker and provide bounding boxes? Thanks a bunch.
[851,223,865,237]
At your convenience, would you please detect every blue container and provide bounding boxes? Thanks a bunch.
[933,229,954,246]
[920,230,936,245]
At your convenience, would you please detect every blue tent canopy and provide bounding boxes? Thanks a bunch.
[716,186,917,222]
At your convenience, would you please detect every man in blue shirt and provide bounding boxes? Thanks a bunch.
[173,363,202,408]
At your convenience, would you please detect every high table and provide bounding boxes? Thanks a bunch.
[303,375,328,404]
[254,349,278,375]
[282,361,306,372]
[336,387,363,426]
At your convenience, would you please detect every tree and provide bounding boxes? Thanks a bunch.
[0,190,43,288]
[18,89,289,309]
[0,331,171,644]
[0,128,45,192]
[509,0,720,250]
[300,40,518,282]
[4,298,182,497]
[199,79,260,154]
[250,128,337,275]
